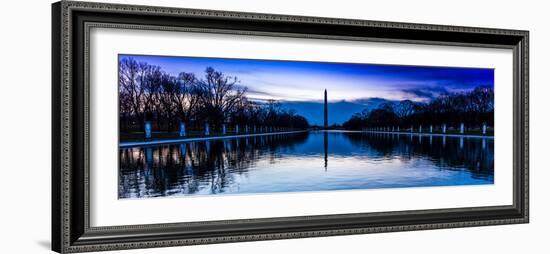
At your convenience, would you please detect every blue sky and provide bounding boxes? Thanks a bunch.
[119,54,494,103]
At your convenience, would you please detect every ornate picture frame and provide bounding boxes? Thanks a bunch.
[52,1,529,253]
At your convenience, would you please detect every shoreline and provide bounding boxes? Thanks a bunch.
[347,130,494,139]
[120,129,493,148]
[119,130,309,148]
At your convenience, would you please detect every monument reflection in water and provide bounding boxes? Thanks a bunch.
[119,131,494,199]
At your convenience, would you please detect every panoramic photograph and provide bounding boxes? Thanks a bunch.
[118,54,495,199]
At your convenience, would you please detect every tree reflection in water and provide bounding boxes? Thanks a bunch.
[119,132,310,198]
[119,131,494,199]
[341,132,494,181]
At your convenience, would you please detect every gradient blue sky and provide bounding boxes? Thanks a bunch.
[119,54,494,103]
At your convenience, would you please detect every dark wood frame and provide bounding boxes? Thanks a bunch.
[52,1,529,253]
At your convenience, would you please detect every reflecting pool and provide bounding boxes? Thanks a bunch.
[119,131,494,198]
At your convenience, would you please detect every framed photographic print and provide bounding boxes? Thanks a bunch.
[52,1,529,253]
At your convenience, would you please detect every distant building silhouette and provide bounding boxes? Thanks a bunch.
[324,89,328,129]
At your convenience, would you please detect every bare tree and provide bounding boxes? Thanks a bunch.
[118,58,310,138]
[158,73,177,130]
[173,72,198,123]
[141,65,163,123]
[394,100,416,119]
[197,67,247,125]
[119,58,146,129]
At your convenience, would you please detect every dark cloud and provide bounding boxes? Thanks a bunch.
[351,97,394,105]
[400,86,451,101]
[245,87,272,96]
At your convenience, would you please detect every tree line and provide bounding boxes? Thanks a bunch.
[118,57,309,133]
[342,86,494,131]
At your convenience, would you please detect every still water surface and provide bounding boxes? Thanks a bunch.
[119,131,494,198]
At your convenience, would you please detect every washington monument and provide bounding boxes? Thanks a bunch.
[324,89,328,129]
